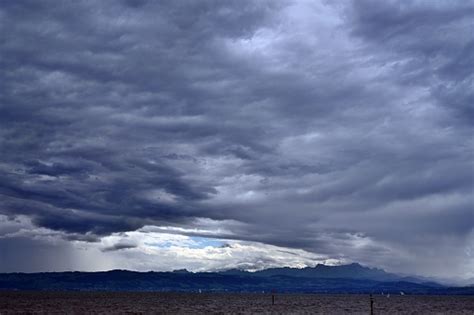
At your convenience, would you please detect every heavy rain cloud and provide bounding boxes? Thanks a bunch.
[0,0,473,279]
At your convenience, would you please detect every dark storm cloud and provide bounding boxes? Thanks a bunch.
[347,0,474,123]
[101,242,137,252]
[0,0,473,277]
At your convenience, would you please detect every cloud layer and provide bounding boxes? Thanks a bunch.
[1,0,473,279]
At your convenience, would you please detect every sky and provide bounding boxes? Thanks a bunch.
[0,0,473,281]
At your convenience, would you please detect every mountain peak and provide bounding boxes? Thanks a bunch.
[172,269,190,274]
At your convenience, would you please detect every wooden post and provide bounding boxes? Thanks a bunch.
[272,294,275,305]
[370,294,374,315]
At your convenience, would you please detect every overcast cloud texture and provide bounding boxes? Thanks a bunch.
[0,0,473,280]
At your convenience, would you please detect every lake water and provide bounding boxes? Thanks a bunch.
[1,292,473,314]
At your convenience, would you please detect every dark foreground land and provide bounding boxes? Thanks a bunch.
[1,292,473,314]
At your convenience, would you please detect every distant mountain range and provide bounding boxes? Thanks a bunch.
[1,263,472,294]
[220,263,399,281]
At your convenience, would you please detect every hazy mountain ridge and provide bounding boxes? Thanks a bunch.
[1,264,472,294]
[219,263,400,281]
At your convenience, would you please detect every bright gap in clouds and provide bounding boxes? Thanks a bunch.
[0,215,336,273]
[99,228,335,272]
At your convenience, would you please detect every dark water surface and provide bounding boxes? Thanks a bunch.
[1,292,473,314]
